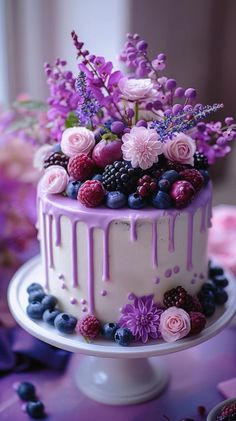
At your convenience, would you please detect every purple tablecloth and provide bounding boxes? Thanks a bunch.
[1,259,236,421]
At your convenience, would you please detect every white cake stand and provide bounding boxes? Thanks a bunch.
[7,256,236,405]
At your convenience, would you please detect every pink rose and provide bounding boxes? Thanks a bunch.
[61,127,95,157]
[118,77,157,101]
[122,126,163,170]
[40,166,69,194]
[159,307,191,342]
[163,133,196,165]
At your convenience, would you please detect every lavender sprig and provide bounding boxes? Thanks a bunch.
[150,103,224,141]
[76,71,101,126]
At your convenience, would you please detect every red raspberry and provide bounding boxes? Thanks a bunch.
[170,180,195,208]
[183,294,202,313]
[180,169,204,192]
[68,153,95,181]
[137,175,157,198]
[189,311,206,335]
[76,315,101,340]
[219,402,236,419]
[78,180,105,207]
[166,159,187,173]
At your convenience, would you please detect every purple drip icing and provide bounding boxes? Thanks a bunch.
[70,297,77,304]
[165,269,172,278]
[152,219,158,268]
[42,213,49,289]
[168,213,177,252]
[71,220,78,288]
[80,298,86,305]
[58,273,64,280]
[187,212,194,271]
[101,290,107,296]
[191,278,196,284]
[200,204,207,232]
[48,214,54,268]
[173,266,180,274]
[61,282,66,289]
[88,227,95,313]
[128,292,135,300]
[82,307,87,312]
[38,182,212,317]
[155,277,160,284]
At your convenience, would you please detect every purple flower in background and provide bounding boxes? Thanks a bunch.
[118,295,163,343]
[76,71,101,126]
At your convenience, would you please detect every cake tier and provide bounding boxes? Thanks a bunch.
[37,183,212,323]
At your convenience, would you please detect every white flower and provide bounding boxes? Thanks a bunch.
[118,77,157,101]
[33,144,54,171]
[61,127,95,157]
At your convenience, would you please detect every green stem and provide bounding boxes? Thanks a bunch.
[135,101,139,124]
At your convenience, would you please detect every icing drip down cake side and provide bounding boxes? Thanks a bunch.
[37,182,212,323]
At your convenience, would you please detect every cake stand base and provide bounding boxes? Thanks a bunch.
[7,256,236,405]
[75,356,168,405]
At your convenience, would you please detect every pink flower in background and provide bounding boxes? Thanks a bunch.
[118,295,163,343]
[159,307,191,342]
[40,166,69,194]
[61,127,95,157]
[122,126,163,170]
[118,77,157,101]
[163,133,196,165]
[208,205,236,275]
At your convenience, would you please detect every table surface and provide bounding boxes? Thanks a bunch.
[1,260,236,421]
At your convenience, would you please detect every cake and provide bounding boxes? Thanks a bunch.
[30,31,235,344]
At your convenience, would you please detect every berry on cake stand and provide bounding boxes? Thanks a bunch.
[7,256,236,405]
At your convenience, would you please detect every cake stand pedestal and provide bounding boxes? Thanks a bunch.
[7,256,236,405]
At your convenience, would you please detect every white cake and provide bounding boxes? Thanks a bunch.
[37,181,212,323]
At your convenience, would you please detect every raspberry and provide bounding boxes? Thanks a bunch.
[44,152,69,171]
[78,180,105,207]
[183,294,202,313]
[194,152,209,170]
[102,160,141,194]
[170,180,195,208]
[189,311,206,335]
[166,159,187,173]
[163,286,188,308]
[218,402,236,420]
[76,315,101,340]
[68,153,95,181]
[137,175,157,198]
[180,169,204,192]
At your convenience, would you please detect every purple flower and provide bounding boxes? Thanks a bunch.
[118,295,163,343]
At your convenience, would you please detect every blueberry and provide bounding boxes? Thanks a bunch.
[161,170,179,184]
[52,143,62,153]
[101,323,119,340]
[128,193,147,209]
[212,275,228,288]
[199,170,210,185]
[65,180,82,199]
[26,401,45,419]
[198,289,215,302]
[214,288,228,305]
[27,283,44,294]
[17,382,36,401]
[158,178,171,192]
[106,191,127,209]
[41,295,58,311]
[27,301,44,320]
[152,191,172,209]
[201,281,217,293]
[43,309,61,326]
[201,298,216,317]
[114,327,133,346]
[54,313,77,334]
[209,265,224,278]
[28,290,46,303]
[92,174,103,182]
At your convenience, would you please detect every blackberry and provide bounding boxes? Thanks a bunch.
[194,152,209,170]
[163,286,188,308]
[217,402,236,420]
[102,161,141,194]
[44,152,69,171]
[166,159,188,173]
[183,294,202,313]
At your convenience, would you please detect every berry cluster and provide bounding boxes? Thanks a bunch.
[217,401,236,421]
[13,381,46,419]
[197,263,229,317]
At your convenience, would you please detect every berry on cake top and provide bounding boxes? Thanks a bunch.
[37,31,236,209]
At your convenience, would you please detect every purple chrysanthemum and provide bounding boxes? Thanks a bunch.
[118,295,163,344]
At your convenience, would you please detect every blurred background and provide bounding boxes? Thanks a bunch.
[0,0,236,272]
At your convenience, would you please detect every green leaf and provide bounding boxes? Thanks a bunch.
[65,112,79,128]
[13,100,47,111]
